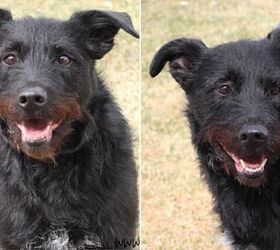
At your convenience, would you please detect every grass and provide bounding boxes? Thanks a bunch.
[141,0,280,249]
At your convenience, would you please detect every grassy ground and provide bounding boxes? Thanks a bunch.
[142,0,280,249]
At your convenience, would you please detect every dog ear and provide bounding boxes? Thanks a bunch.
[267,22,280,46]
[150,38,207,88]
[0,9,12,25]
[69,10,139,59]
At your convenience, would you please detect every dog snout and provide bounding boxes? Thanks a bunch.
[18,87,47,108]
[239,124,268,144]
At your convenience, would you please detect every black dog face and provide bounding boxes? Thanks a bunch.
[0,9,138,160]
[150,32,280,187]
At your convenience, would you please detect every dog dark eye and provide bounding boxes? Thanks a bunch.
[56,55,71,65]
[270,86,280,96]
[3,54,17,66]
[216,84,232,96]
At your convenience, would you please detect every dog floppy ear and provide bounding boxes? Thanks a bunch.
[150,38,207,88]
[267,22,280,46]
[0,9,12,25]
[69,10,139,59]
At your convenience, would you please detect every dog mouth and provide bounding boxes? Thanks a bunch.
[222,146,267,178]
[0,95,82,160]
[16,119,62,145]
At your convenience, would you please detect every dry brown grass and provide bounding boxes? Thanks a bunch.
[142,0,280,249]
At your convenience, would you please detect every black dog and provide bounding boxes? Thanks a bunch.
[150,27,280,249]
[0,8,138,249]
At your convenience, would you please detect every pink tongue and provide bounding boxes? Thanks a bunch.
[17,120,59,142]
[241,162,262,169]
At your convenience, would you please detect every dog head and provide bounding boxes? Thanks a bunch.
[0,9,138,160]
[150,30,280,188]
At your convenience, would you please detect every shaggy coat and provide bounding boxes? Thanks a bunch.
[0,9,138,249]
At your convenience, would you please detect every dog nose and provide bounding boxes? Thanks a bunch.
[239,124,268,144]
[18,87,47,108]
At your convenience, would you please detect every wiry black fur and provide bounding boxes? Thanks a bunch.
[150,27,280,250]
[0,9,138,249]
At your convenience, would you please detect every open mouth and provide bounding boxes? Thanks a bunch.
[16,119,61,145]
[223,147,267,177]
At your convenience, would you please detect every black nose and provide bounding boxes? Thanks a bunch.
[18,87,47,108]
[239,124,268,144]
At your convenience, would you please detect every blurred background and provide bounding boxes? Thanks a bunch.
[142,0,280,249]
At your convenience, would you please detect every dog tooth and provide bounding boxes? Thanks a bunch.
[261,158,267,168]
[246,167,259,173]
[244,165,264,173]
[240,159,246,169]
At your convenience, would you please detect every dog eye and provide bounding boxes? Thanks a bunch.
[216,84,233,96]
[270,86,280,96]
[56,55,71,65]
[3,54,17,66]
